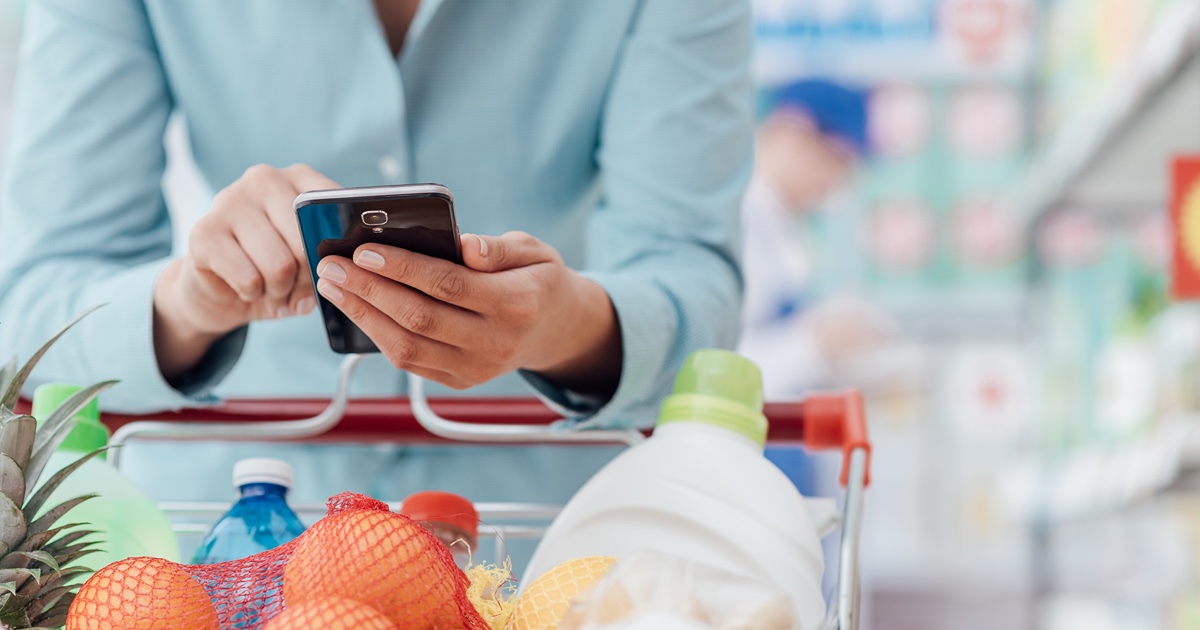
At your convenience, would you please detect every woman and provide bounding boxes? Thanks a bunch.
[0,0,754,565]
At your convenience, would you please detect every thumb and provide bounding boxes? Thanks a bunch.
[460,231,557,273]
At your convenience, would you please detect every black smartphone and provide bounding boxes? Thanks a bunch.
[294,183,463,354]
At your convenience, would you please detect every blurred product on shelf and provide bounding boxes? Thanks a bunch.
[191,458,307,564]
[525,350,826,629]
[399,490,479,569]
[30,383,180,573]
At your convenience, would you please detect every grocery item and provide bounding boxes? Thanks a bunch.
[282,503,468,628]
[65,492,490,630]
[466,561,517,630]
[66,556,219,630]
[192,458,306,564]
[558,550,798,630]
[0,313,139,629]
[263,597,397,630]
[523,349,825,629]
[400,490,479,568]
[30,384,180,574]
[508,556,617,630]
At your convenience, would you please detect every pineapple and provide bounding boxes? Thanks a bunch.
[0,308,115,629]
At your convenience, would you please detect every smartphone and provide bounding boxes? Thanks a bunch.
[294,183,463,354]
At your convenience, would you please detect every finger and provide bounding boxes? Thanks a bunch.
[460,231,558,273]
[315,278,467,378]
[350,244,486,311]
[280,163,341,197]
[192,232,266,303]
[317,256,480,346]
[288,261,317,316]
[231,211,300,316]
[241,165,315,264]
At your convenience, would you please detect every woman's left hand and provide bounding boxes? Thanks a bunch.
[315,231,622,395]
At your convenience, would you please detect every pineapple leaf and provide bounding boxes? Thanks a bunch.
[0,582,13,598]
[0,358,17,402]
[0,456,22,516]
[0,495,24,553]
[26,382,116,493]
[28,380,114,457]
[43,542,101,574]
[25,496,95,541]
[31,592,73,628]
[42,528,94,554]
[15,552,59,573]
[23,448,105,522]
[0,568,39,588]
[44,537,101,559]
[0,592,29,628]
[26,584,72,615]
[0,305,104,410]
[53,547,100,572]
[37,566,89,589]
[0,568,41,599]
[0,416,34,477]
[28,567,89,599]
[13,528,60,558]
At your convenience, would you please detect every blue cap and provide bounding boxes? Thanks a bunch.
[768,79,870,157]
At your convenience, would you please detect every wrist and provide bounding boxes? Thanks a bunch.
[523,273,622,396]
[153,260,227,380]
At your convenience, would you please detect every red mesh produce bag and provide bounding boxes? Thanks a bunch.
[66,492,490,630]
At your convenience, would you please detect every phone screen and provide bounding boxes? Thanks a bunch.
[296,190,462,354]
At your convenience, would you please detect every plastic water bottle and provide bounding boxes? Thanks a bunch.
[523,350,826,629]
[30,384,180,574]
[191,458,307,564]
[399,491,479,568]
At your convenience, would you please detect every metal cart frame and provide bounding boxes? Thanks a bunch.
[95,355,872,630]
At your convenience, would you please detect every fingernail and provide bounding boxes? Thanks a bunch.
[298,297,316,314]
[318,281,344,304]
[276,306,290,319]
[318,260,347,283]
[469,233,488,257]
[355,249,385,270]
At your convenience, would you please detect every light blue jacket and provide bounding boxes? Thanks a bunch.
[0,0,754,550]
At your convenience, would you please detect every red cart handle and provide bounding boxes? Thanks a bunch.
[801,392,872,487]
[16,393,872,485]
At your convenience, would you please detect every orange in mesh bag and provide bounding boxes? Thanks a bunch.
[66,492,491,630]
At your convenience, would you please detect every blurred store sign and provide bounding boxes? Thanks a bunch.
[754,0,1034,83]
[1171,157,1200,300]
[940,0,1033,67]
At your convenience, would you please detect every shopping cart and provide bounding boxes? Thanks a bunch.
[95,355,872,630]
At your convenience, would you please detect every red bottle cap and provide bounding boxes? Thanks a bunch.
[399,491,479,542]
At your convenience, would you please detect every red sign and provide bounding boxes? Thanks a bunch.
[1171,157,1200,299]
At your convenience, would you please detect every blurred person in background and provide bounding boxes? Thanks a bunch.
[0,0,753,566]
[738,79,895,400]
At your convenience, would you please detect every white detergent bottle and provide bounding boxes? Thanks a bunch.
[523,349,825,629]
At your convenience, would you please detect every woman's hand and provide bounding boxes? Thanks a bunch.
[154,164,339,380]
[315,231,622,396]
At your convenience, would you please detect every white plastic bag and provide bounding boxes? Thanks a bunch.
[556,550,801,630]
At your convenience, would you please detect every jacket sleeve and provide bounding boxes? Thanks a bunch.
[523,0,755,428]
[0,0,243,412]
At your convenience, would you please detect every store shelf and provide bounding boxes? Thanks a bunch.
[997,416,1198,524]
[1021,1,1200,216]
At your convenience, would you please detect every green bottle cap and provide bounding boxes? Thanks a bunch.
[30,384,109,458]
[657,349,768,447]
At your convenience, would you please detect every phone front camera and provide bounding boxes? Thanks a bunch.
[361,210,388,227]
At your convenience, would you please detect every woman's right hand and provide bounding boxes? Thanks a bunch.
[153,163,339,380]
